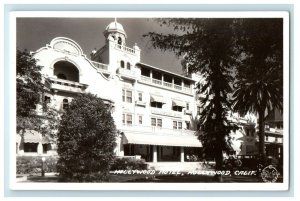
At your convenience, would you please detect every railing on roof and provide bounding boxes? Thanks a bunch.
[91,61,109,72]
[140,75,192,94]
[115,44,136,54]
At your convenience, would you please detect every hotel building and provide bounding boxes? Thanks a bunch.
[16,20,278,169]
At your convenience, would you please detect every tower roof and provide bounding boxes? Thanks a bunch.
[105,20,127,37]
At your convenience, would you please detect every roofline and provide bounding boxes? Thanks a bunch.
[137,62,196,82]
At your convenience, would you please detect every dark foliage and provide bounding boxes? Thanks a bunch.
[110,157,147,170]
[232,19,283,156]
[16,49,45,133]
[56,93,117,182]
[16,156,58,174]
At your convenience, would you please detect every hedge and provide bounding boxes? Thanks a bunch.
[16,156,58,175]
[110,157,147,171]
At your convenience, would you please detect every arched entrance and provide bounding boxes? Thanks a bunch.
[53,61,79,82]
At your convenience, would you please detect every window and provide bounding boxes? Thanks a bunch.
[127,62,131,70]
[186,121,190,130]
[151,118,156,126]
[120,60,125,68]
[138,115,143,125]
[63,99,69,110]
[152,118,162,127]
[43,96,51,111]
[173,121,183,129]
[126,114,132,125]
[138,92,143,101]
[122,89,133,103]
[186,103,190,110]
[157,119,162,128]
[173,121,177,129]
[122,89,125,102]
[126,91,132,103]
[197,106,201,115]
[172,106,183,112]
[122,114,125,124]
[118,37,122,45]
[150,102,162,108]
[178,122,182,129]
[123,113,133,125]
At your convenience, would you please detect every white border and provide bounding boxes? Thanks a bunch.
[9,11,289,191]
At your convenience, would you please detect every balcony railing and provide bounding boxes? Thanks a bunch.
[139,75,192,94]
[91,61,109,73]
[118,68,137,79]
[120,124,196,136]
[184,110,193,115]
[135,100,147,107]
[48,77,88,93]
[115,44,136,54]
[151,108,182,118]
[152,78,162,85]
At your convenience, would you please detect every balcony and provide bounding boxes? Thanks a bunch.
[184,110,192,115]
[48,77,88,93]
[115,44,137,55]
[91,61,109,74]
[135,100,147,107]
[120,124,196,136]
[139,75,192,95]
[151,108,182,118]
[118,68,137,80]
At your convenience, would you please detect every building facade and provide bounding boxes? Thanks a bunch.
[17,20,276,168]
[16,20,203,164]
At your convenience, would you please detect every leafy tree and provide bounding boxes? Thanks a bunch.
[232,19,283,157]
[56,93,117,182]
[16,49,60,143]
[16,49,44,132]
[144,19,238,172]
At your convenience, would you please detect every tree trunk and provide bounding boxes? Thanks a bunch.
[213,148,224,182]
[258,110,265,158]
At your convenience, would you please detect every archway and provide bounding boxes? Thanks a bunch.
[53,61,79,82]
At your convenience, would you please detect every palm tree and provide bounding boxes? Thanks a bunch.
[232,19,283,158]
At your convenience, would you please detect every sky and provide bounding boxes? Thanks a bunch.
[16,18,184,74]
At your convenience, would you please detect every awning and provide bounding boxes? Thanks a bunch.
[22,130,50,144]
[172,99,186,108]
[150,95,166,103]
[123,132,202,147]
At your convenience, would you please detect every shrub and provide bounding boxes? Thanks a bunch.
[56,93,116,182]
[110,157,146,171]
[16,155,58,175]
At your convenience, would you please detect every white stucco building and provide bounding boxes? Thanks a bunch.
[16,20,263,169]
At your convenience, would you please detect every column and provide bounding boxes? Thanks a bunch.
[119,135,124,156]
[162,74,164,86]
[37,142,43,155]
[153,145,157,162]
[180,147,185,162]
[150,70,153,82]
[172,77,174,88]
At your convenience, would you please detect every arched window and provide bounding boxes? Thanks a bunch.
[126,62,131,70]
[57,73,67,80]
[63,99,69,110]
[120,60,125,68]
[118,37,122,45]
